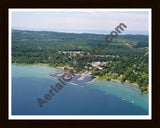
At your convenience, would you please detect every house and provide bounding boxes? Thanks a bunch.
[91,62,108,67]
[111,73,118,76]
[98,67,103,70]
[60,51,85,54]
[132,70,137,74]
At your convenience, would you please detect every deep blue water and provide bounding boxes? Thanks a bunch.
[12,64,148,115]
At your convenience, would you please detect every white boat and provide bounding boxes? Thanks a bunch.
[105,92,108,95]
[131,101,134,103]
[122,98,125,101]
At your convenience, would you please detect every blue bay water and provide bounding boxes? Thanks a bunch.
[12,64,148,115]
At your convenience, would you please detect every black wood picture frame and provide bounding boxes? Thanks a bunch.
[0,0,160,128]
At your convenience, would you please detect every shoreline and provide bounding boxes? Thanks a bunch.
[12,63,63,70]
[92,75,149,93]
[94,76,139,87]
[93,76,148,93]
[93,75,139,87]
[12,63,148,93]
[12,63,50,67]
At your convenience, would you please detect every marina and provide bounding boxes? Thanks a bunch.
[46,71,95,86]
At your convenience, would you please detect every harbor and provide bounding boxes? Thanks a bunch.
[46,71,95,86]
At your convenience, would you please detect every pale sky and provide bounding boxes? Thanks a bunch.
[11,9,150,34]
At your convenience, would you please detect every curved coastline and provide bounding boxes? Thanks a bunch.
[92,75,148,93]
[12,63,148,93]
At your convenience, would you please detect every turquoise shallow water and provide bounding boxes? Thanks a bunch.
[11,64,148,115]
[89,81,148,111]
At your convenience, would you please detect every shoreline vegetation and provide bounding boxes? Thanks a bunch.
[12,63,148,93]
[92,74,148,93]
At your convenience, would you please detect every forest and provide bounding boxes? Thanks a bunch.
[12,30,149,92]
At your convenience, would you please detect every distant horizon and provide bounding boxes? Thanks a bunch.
[12,27,149,35]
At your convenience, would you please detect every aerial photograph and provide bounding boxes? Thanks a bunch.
[9,9,151,119]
